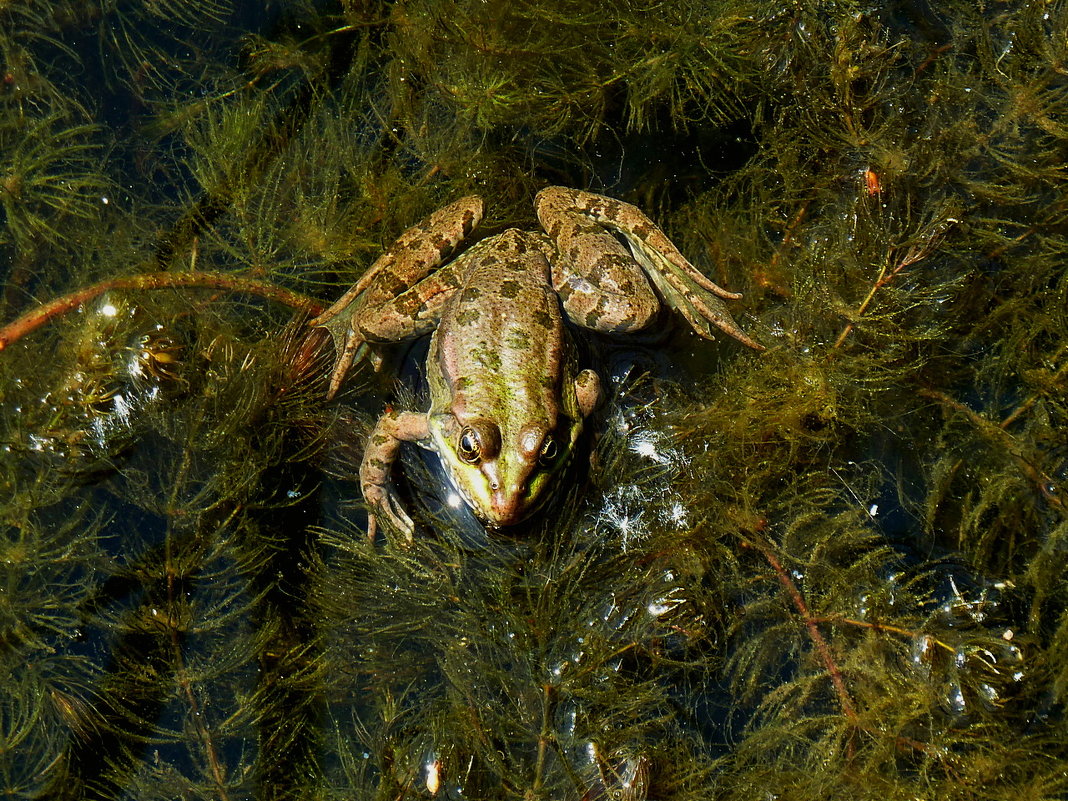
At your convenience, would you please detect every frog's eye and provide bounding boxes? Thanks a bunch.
[458,427,482,464]
[538,435,559,466]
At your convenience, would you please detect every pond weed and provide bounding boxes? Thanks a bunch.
[0,1,1066,799]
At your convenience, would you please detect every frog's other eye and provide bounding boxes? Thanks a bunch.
[538,435,559,466]
[458,427,482,464]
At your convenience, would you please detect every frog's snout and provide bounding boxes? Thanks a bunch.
[486,486,529,527]
[475,462,531,527]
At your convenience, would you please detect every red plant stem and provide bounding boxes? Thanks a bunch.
[769,200,810,270]
[744,538,968,764]
[831,236,942,351]
[0,272,326,350]
[760,545,858,719]
[830,258,908,350]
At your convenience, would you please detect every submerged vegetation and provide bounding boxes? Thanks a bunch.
[0,0,1066,799]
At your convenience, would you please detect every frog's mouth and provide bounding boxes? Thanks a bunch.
[441,465,538,529]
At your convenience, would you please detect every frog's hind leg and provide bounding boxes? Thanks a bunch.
[311,195,484,331]
[537,186,763,350]
[536,208,662,336]
[625,233,765,350]
[323,328,378,400]
[322,251,501,398]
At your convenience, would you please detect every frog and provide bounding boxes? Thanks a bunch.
[311,187,763,540]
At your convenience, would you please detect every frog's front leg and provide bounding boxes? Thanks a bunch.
[360,409,430,542]
[311,195,484,398]
[536,187,763,349]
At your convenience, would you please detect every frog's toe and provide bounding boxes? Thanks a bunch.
[384,506,415,543]
[365,485,415,542]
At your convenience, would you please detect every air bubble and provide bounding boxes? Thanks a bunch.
[946,681,966,715]
[910,634,933,673]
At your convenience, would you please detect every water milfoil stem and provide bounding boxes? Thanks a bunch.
[0,272,324,350]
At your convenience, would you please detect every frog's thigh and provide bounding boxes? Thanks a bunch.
[551,235,660,334]
[538,187,675,259]
[315,196,482,328]
[355,263,460,342]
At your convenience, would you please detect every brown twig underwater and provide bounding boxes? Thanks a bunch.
[750,539,858,719]
[830,240,936,351]
[742,534,972,768]
[828,196,961,351]
[0,271,325,351]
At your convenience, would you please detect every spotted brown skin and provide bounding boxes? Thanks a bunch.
[311,188,762,540]
[536,187,764,348]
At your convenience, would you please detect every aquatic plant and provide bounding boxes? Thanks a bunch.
[0,1,1066,799]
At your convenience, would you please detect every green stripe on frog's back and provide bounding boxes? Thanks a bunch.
[431,230,565,437]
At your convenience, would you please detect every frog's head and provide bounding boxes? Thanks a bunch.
[429,369,601,527]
